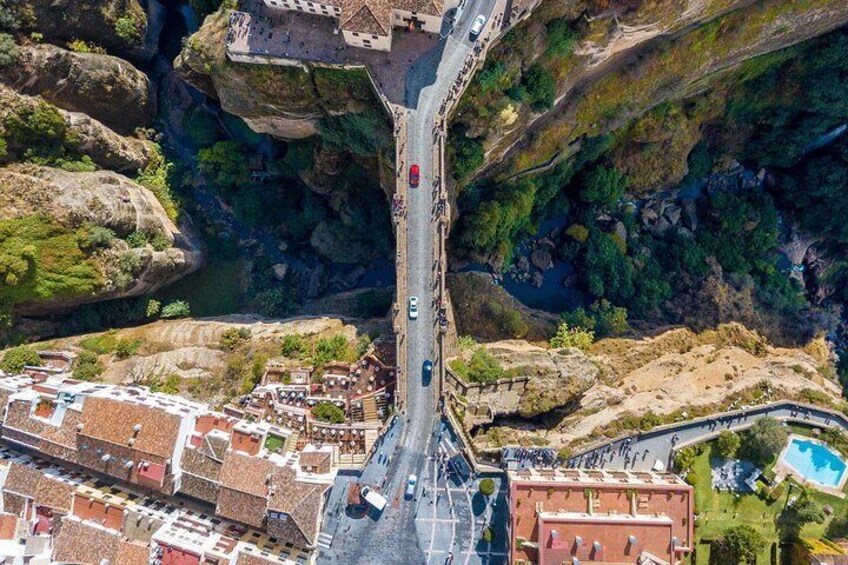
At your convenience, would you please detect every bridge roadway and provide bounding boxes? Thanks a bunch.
[317,1,501,563]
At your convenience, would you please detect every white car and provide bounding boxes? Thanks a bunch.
[408,296,419,320]
[470,15,486,37]
[405,474,418,499]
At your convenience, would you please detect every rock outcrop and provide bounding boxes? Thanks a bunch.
[487,341,600,418]
[0,44,154,134]
[0,165,202,315]
[0,86,156,174]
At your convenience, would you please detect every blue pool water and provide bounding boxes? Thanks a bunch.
[781,438,848,488]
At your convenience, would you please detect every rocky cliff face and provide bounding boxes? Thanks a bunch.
[0,165,202,315]
[0,44,155,135]
[482,0,848,178]
[174,9,383,139]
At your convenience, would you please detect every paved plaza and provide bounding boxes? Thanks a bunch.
[228,0,445,105]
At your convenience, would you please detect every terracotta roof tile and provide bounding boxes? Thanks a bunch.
[34,475,74,513]
[266,467,329,547]
[299,450,331,475]
[4,462,42,498]
[53,517,149,565]
[216,487,267,528]
[80,396,183,460]
[0,513,19,540]
[339,0,391,35]
[219,452,273,497]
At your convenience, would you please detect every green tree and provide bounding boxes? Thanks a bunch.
[581,165,628,206]
[312,402,345,424]
[545,19,579,57]
[715,430,741,459]
[197,141,250,193]
[673,446,698,473]
[713,525,765,564]
[0,345,40,373]
[740,417,787,464]
[522,64,556,111]
[478,477,496,496]
[280,334,305,358]
[549,322,594,350]
[582,231,635,301]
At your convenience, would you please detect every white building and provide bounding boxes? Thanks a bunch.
[263,0,458,51]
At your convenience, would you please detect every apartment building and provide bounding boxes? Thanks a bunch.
[1,381,204,495]
[508,468,694,565]
[262,0,459,51]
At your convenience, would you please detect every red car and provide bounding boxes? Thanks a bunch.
[409,164,420,187]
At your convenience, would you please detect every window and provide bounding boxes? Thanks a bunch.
[352,32,359,36]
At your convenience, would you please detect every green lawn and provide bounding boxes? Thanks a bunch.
[264,434,286,453]
[692,439,848,564]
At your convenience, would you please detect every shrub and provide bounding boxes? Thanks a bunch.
[0,32,19,67]
[125,231,148,248]
[220,327,251,351]
[479,478,496,496]
[82,226,115,249]
[314,334,351,365]
[453,348,504,384]
[256,286,296,318]
[161,300,191,319]
[73,350,103,381]
[67,39,105,54]
[136,147,179,221]
[280,334,305,358]
[549,322,594,350]
[114,14,142,43]
[482,526,494,543]
[312,402,345,424]
[0,345,40,373]
[150,233,170,252]
[145,299,161,318]
[566,223,589,243]
[114,338,142,359]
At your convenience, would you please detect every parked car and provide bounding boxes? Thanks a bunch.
[408,296,419,319]
[405,475,417,499]
[470,15,486,37]
[409,164,420,187]
[422,359,433,380]
[360,486,387,512]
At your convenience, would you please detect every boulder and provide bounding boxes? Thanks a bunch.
[664,204,682,226]
[307,264,329,299]
[681,198,698,231]
[531,249,553,271]
[640,205,658,225]
[272,263,289,281]
[0,44,154,134]
[531,271,544,288]
[653,216,672,238]
[613,221,627,242]
[516,255,530,273]
[1,165,202,315]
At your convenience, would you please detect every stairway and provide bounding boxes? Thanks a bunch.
[317,532,333,550]
[361,396,379,422]
[284,430,300,453]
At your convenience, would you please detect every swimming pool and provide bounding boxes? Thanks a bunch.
[779,437,848,489]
